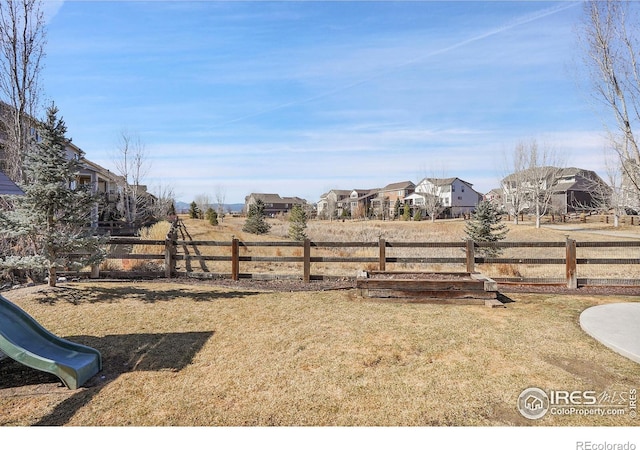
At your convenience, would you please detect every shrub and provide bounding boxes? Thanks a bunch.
[243,199,271,234]
[464,201,508,257]
[288,204,308,241]
[205,208,218,226]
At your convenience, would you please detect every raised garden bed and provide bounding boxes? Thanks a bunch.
[356,271,504,307]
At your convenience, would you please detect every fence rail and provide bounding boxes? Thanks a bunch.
[63,231,640,289]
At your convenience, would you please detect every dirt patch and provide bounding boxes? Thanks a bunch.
[542,355,613,390]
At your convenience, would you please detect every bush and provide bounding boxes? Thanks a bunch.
[243,199,271,234]
[464,201,508,257]
[189,201,200,219]
[288,204,308,241]
[205,208,218,226]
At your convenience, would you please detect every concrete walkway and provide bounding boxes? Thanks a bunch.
[580,303,640,364]
[542,224,640,239]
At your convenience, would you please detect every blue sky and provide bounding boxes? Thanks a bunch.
[40,1,607,204]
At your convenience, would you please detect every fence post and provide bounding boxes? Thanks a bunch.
[303,239,311,283]
[466,239,475,273]
[165,233,175,279]
[566,238,577,289]
[379,238,386,272]
[231,237,240,281]
[90,263,100,279]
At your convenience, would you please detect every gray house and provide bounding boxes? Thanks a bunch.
[245,193,308,216]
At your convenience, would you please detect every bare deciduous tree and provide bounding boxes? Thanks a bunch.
[0,0,46,183]
[415,177,446,223]
[415,166,450,223]
[585,146,636,227]
[578,0,640,200]
[501,142,529,225]
[193,193,211,219]
[215,185,226,222]
[502,139,564,228]
[150,182,176,221]
[113,129,150,226]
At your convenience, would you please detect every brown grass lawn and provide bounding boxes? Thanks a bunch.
[1,280,639,426]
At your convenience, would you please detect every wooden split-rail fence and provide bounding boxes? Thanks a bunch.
[72,219,640,289]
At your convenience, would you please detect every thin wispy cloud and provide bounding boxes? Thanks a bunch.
[214,2,579,127]
[42,1,606,203]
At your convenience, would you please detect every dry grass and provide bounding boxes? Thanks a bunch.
[1,281,639,426]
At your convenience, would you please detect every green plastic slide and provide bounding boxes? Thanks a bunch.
[0,294,102,389]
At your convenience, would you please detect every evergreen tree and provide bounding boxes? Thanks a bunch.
[394,198,401,220]
[402,203,411,221]
[205,207,218,226]
[464,201,508,257]
[288,204,307,241]
[188,201,200,219]
[0,104,105,287]
[242,199,271,234]
[167,201,176,218]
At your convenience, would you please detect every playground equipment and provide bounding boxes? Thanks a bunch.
[0,294,101,389]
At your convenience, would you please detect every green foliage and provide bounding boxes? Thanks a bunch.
[394,198,401,219]
[167,201,176,217]
[413,208,422,221]
[189,201,200,219]
[288,204,308,241]
[242,199,271,234]
[205,207,218,226]
[464,201,508,257]
[0,104,105,286]
[402,203,411,221]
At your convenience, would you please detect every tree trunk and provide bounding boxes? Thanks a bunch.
[48,266,56,287]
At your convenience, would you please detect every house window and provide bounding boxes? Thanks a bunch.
[461,187,465,192]
[451,186,455,192]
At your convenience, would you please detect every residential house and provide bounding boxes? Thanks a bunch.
[336,189,378,218]
[502,166,610,215]
[412,177,482,217]
[550,167,610,214]
[245,193,308,217]
[317,189,351,219]
[370,181,415,219]
[0,103,151,234]
[484,188,503,207]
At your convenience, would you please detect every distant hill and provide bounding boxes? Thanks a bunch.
[175,201,244,214]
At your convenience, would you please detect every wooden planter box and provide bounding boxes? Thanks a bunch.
[356,271,503,307]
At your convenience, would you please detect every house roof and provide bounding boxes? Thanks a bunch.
[503,166,609,194]
[502,166,570,182]
[380,180,415,191]
[246,193,307,204]
[418,177,474,188]
[0,170,24,195]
